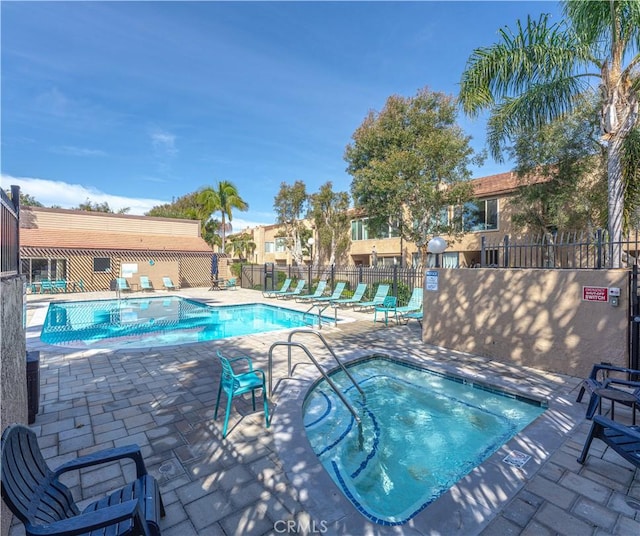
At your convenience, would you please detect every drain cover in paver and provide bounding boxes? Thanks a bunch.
[503,450,531,468]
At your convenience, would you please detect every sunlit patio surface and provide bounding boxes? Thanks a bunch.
[14,287,640,535]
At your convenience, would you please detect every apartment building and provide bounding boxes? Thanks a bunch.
[241,171,524,268]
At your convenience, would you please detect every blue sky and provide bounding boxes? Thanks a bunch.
[1,1,561,229]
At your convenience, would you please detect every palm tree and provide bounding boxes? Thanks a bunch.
[459,1,639,267]
[198,181,249,253]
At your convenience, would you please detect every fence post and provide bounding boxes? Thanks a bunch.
[330,264,335,289]
[393,264,398,297]
[358,264,363,283]
[503,235,510,268]
[596,229,603,269]
[480,236,486,267]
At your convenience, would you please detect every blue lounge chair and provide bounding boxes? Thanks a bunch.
[215,350,269,438]
[578,415,640,469]
[263,278,292,298]
[332,283,367,307]
[402,310,424,326]
[374,296,398,325]
[54,279,67,293]
[225,277,237,290]
[355,284,390,311]
[116,277,131,292]
[139,276,154,291]
[39,280,53,294]
[0,424,165,536]
[276,279,306,300]
[396,287,423,316]
[162,276,176,290]
[313,281,347,303]
[295,280,328,302]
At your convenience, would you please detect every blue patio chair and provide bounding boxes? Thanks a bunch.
[332,283,367,307]
[396,287,423,316]
[373,295,398,325]
[225,277,237,290]
[215,350,269,438]
[276,279,306,300]
[295,280,328,302]
[355,284,390,311]
[577,415,640,469]
[116,277,131,292]
[39,280,53,294]
[139,276,154,291]
[263,278,292,298]
[54,279,67,293]
[402,310,424,327]
[313,281,347,303]
[0,424,165,536]
[162,277,176,291]
[576,363,640,419]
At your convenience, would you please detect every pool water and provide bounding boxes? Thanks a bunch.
[41,297,329,348]
[303,356,546,525]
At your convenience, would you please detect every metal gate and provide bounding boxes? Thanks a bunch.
[629,265,640,371]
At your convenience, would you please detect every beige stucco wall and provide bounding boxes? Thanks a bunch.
[1,275,27,536]
[422,268,629,378]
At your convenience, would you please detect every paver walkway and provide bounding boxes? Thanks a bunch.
[10,287,640,535]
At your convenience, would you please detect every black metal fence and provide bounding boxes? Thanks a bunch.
[240,263,425,306]
[1,186,20,276]
[480,229,640,269]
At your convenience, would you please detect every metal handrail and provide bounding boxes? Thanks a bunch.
[286,329,365,399]
[268,340,361,425]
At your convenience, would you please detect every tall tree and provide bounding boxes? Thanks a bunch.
[198,181,248,253]
[508,96,608,234]
[146,191,221,246]
[308,182,351,267]
[345,86,481,263]
[273,181,308,265]
[459,1,640,266]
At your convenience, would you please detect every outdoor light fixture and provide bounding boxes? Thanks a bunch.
[427,236,447,268]
[307,237,315,265]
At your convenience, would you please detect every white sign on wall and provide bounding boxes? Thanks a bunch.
[425,270,439,292]
[121,263,138,278]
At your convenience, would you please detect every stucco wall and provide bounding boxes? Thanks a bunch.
[1,275,27,536]
[422,268,629,378]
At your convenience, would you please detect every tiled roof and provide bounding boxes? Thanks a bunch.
[472,171,548,197]
[21,228,213,253]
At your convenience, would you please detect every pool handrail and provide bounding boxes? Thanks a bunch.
[268,340,362,425]
[268,328,365,398]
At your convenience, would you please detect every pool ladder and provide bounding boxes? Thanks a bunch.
[268,328,364,425]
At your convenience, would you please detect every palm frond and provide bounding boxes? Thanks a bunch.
[485,77,588,160]
[460,13,592,116]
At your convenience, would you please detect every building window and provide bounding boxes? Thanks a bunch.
[275,237,288,253]
[464,199,498,232]
[22,257,67,283]
[93,257,111,272]
[351,219,369,241]
[264,242,275,253]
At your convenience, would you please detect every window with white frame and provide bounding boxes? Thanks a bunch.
[351,219,369,241]
[264,242,275,253]
[275,237,288,252]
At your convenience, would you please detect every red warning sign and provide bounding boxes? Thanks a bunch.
[582,286,608,302]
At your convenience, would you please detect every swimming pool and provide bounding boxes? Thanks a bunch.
[41,297,331,348]
[303,355,546,525]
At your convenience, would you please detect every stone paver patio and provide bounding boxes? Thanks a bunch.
[10,287,640,535]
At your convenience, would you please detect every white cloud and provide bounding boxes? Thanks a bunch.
[150,128,177,157]
[0,174,166,215]
[49,145,107,157]
[0,174,275,226]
